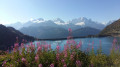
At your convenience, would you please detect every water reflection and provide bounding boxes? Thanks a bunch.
[33,37,120,55]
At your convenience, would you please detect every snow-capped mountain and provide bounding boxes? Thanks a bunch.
[68,17,105,30]
[32,18,45,23]
[6,17,106,39]
[6,17,106,30]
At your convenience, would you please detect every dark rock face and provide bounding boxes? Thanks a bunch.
[0,24,35,50]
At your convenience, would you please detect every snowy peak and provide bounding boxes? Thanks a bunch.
[54,18,69,25]
[7,17,106,30]
[75,22,85,26]
[31,18,45,23]
[69,17,90,24]
[54,18,65,23]
[68,17,105,29]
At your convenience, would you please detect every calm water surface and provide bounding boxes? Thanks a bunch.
[33,37,120,55]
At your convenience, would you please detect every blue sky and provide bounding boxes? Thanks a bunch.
[0,0,120,24]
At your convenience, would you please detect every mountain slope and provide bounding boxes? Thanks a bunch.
[0,24,35,50]
[73,27,101,37]
[100,19,120,36]
[20,26,101,39]
[20,26,69,39]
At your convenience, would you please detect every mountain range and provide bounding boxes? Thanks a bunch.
[0,17,119,50]
[7,17,106,30]
[6,17,106,39]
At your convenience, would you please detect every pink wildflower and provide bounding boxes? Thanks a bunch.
[37,42,40,46]
[21,43,24,48]
[38,64,42,67]
[56,53,60,60]
[68,28,72,32]
[50,63,54,67]
[76,60,81,67]
[22,57,26,62]
[26,45,30,52]
[92,45,94,49]
[43,44,48,51]
[92,41,94,49]
[70,54,74,60]
[72,51,76,55]
[64,52,67,58]
[37,46,42,52]
[14,43,19,49]
[56,45,60,52]
[63,64,67,67]
[30,43,35,51]
[61,59,65,63]
[35,55,39,62]
[13,48,16,52]
[67,36,73,40]
[49,44,51,50]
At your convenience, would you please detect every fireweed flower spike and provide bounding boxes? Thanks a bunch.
[21,43,24,48]
[61,59,65,63]
[38,64,42,67]
[70,54,74,60]
[56,53,60,60]
[68,28,72,37]
[14,43,19,49]
[63,64,67,67]
[22,57,26,62]
[50,63,54,67]
[37,46,42,52]
[76,60,81,67]
[49,44,51,50]
[56,45,60,52]
[35,54,39,63]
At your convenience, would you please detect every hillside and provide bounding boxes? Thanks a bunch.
[20,26,69,39]
[73,27,101,37]
[0,24,35,50]
[100,19,120,36]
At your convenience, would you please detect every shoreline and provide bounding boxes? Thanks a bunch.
[37,35,110,41]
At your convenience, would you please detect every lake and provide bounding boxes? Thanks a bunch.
[33,37,120,55]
